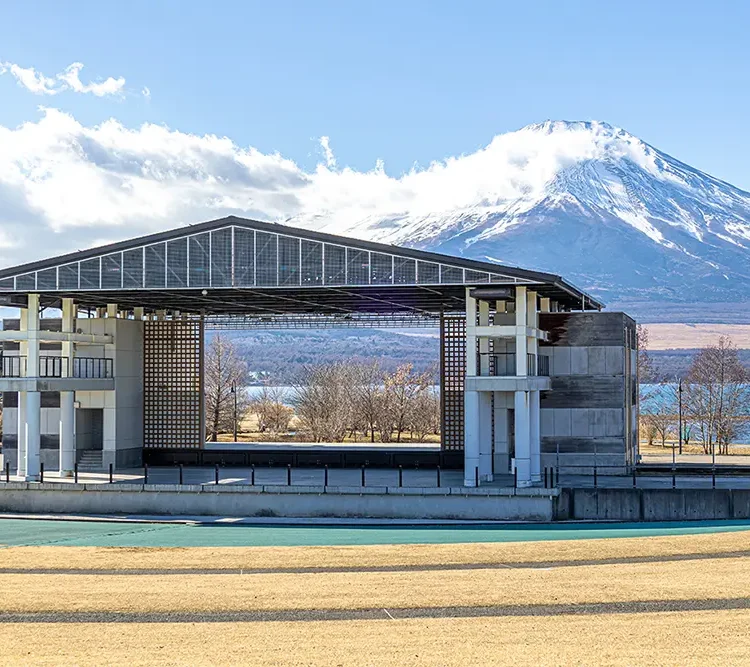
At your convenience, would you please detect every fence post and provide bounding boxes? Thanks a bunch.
[144,463,148,485]
[555,466,559,488]
[475,466,479,488]
[632,468,637,488]
[361,465,366,487]
[436,465,441,487]
[40,463,44,484]
[5,461,9,483]
[286,464,291,486]
[593,465,597,488]
[324,465,329,487]
[514,467,518,489]
[398,465,403,487]
[712,466,716,490]
[109,463,114,484]
[179,464,183,485]
[543,467,548,488]
[215,463,220,485]
[672,467,676,489]
[74,462,78,484]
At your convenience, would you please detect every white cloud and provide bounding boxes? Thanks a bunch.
[142,86,151,100]
[0,111,737,271]
[319,136,336,169]
[0,60,125,97]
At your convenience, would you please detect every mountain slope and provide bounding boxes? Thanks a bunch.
[307,121,750,321]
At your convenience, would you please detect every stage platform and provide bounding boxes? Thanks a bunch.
[144,442,463,469]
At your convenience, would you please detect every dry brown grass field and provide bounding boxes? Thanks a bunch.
[644,323,750,350]
[0,532,749,665]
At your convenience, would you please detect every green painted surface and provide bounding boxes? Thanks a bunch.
[1,519,749,547]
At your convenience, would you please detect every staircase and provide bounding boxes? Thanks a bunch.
[77,450,104,472]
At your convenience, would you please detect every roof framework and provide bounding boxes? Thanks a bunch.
[0,216,603,315]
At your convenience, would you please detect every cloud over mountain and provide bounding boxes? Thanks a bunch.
[0,61,126,97]
[1,110,750,318]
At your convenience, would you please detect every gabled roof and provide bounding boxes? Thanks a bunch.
[0,216,603,314]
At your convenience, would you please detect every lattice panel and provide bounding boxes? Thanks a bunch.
[440,314,466,451]
[144,320,204,449]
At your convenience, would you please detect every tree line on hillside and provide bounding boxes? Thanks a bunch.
[204,334,440,443]
[638,325,750,455]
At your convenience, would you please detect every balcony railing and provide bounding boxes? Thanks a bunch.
[479,352,550,377]
[0,355,113,379]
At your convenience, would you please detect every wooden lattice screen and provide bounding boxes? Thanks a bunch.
[440,313,466,451]
[143,319,204,448]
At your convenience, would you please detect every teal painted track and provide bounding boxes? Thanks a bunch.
[1,519,750,547]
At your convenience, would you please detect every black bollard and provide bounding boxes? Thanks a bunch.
[74,462,78,484]
[544,467,548,488]
[40,463,44,483]
[361,465,365,487]
[144,463,148,485]
[287,464,292,486]
[324,465,329,487]
[475,466,479,488]
[109,463,114,484]
[593,465,597,488]
[672,468,676,489]
[250,464,255,486]
[436,465,441,487]
[632,468,637,488]
[215,463,220,485]
[179,463,183,485]
[398,465,403,487]
[712,467,716,489]
[5,461,9,483]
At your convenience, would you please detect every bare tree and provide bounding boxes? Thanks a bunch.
[407,387,441,441]
[686,336,750,455]
[250,386,293,436]
[377,363,432,443]
[204,334,250,441]
[350,361,383,443]
[636,323,657,384]
[641,380,676,448]
[292,363,355,442]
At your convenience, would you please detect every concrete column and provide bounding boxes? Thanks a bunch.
[17,306,27,477]
[25,294,41,481]
[478,390,493,481]
[134,307,145,321]
[493,393,510,473]
[530,390,541,483]
[514,390,531,487]
[515,287,527,376]
[463,390,480,486]
[478,300,490,376]
[465,289,477,377]
[540,297,551,313]
[106,303,117,318]
[59,298,76,476]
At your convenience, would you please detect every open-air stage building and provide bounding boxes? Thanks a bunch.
[0,216,638,488]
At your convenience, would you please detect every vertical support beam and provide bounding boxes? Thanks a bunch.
[59,298,76,476]
[540,297,551,313]
[134,307,145,321]
[514,390,531,487]
[463,390,480,487]
[478,300,490,376]
[17,307,27,477]
[464,289,479,486]
[25,294,41,481]
[530,390,541,483]
[515,287,527,376]
[199,314,206,444]
[465,289,477,377]
[478,391,493,481]
[106,303,117,318]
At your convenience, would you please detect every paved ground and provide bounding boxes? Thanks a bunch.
[7,466,750,489]
[0,518,749,547]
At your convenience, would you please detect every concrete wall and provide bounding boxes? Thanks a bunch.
[0,484,557,521]
[555,487,750,522]
[539,312,637,474]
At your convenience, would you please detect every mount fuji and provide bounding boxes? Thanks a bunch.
[303,121,750,322]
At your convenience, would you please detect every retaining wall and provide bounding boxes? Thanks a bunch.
[0,484,556,521]
[555,488,750,521]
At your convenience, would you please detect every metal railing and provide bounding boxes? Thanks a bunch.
[0,354,113,379]
[479,352,550,377]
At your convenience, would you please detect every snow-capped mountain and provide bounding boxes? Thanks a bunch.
[306,120,750,320]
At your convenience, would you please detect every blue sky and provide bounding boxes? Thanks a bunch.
[1,0,749,186]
